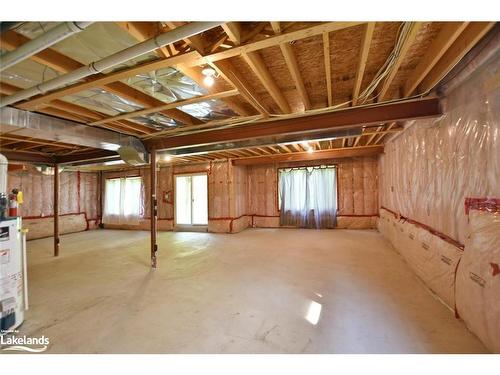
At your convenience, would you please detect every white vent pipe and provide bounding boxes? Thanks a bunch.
[0,22,222,108]
[0,22,92,72]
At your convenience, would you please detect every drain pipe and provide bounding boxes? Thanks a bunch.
[0,22,92,72]
[0,22,223,108]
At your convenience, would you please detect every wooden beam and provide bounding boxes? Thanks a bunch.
[17,22,362,111]
[378,22,424,101]
[352,23,375,105]
[145,97,441,150]
[16,51,201,110]
[119,22,250,118]
[418,22,495,94]
[54,164,60,257]
[2,30,201,126]
[200,22,364,64]
[90,89,239,125]
[271,22,311,111]
[323,32,332,107]
[0,150,55,164]
[404,22,468,96]
[242,51,291,113]
[232,145,384,165]
[150,149,158,269]
[374,122,397,144]
[221,23,241,44]
[116,22,171,58]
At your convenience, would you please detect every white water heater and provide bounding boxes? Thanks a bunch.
[0,153,28,335]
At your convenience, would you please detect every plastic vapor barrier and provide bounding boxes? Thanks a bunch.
[456,207,500,353]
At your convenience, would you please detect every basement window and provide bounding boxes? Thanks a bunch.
[278,166,337,229]
[102,176,142,225]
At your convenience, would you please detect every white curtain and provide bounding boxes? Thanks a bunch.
[279,167,337,229]
[103,177,142,225]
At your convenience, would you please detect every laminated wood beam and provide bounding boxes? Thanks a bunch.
[145,97,441,151]
[221,23,241,45]
[418,22,495,94]
[352,23,375,105]
[55,150,118,164]
[232,145,383,165]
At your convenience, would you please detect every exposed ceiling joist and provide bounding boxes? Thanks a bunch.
[271,22,311,111]
[352,22,375,106]
[378,22,424,101]
[322,32,333,107]
[232,145,383,165]
[242,51,291,114]
[404,22,469,96]
[418,22,495,94]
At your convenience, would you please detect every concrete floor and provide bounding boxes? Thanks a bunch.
[17,228,487,353]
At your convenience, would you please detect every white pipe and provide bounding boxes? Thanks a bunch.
[21,226,29,310]
[0,22,223,108]
[0,22,92,72]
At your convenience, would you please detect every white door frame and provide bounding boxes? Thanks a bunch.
[173,172,208,229]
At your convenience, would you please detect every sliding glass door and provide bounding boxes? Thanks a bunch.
[175,173,208,226]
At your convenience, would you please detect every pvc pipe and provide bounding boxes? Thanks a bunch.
[21,227,29,310]
[0,22,92,72]
[0,22,223,108]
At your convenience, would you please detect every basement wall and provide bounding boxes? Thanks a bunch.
[7,166,101,240]
[377,37,500,353]
[247,156,378,229]
[102,160,250,233]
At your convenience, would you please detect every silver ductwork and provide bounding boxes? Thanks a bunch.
[0,22,93,72]
[0,22,223,107]
[0,106,148,163]
[161,127,363,157]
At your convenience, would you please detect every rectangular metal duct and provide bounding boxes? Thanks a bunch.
[160,127,363,157]
[0,106,147,161]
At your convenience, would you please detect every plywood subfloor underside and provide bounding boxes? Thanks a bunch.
[20,229,487,353]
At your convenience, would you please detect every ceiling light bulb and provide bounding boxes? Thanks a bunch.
[307,148,314,154]
[301,141,309,147]
[203,75,215,87]
[164,155,172,162]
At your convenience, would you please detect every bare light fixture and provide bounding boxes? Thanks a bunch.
[202,67,217,87]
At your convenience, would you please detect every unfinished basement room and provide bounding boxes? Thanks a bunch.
[0,4,499,367]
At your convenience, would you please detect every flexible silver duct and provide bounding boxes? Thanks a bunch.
[0,22,223,108]
[0,22,92,72]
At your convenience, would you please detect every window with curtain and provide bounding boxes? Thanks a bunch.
[278,166,337,229]
[102,177,142,225]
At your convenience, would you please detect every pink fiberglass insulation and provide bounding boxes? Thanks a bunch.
[378,49,499,246]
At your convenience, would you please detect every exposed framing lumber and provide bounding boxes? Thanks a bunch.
[418,22,495,94]
[403,22,468,96]
[0,150,55,163]
[271,22,311,111]
[322,32,333,107]
[90,89,239,125]
[352,23,375,105]
[221,23,241,45]
[16,22,363,111]
[378,22,423,101]
[232,145,383,165]
[145,97,441,150]
[242,51,291,113]
[2,30,200,126]
[16,51,201,110]
[373,122,397,144]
